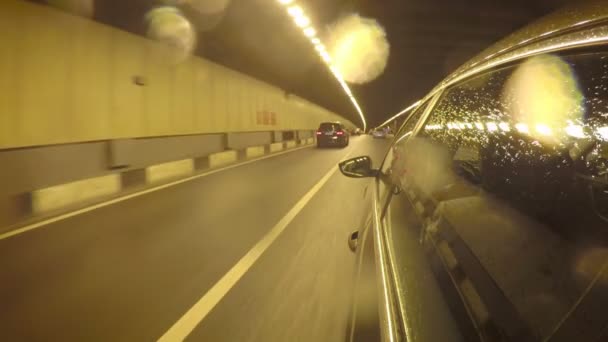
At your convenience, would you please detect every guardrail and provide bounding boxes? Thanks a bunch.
[0,130,316,229]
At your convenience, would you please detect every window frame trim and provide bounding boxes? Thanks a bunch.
[379,92,445,176]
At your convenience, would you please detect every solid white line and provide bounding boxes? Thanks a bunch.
[0,145,313,241]
[157,151,352,342]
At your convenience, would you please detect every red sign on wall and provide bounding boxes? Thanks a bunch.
[256,110,277,126]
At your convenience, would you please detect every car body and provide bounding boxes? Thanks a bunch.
[316,122,349,147]
[340,3,608,342]
[372,128,387,139]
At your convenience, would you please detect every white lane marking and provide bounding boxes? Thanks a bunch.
[158,151,352,342]
[0,145,314,242]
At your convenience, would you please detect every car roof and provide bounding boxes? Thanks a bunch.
[424,1,608,102]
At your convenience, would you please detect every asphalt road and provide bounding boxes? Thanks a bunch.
[0,135,391,341]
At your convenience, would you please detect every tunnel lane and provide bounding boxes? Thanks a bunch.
[0,135,390,341]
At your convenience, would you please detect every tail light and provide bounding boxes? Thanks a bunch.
[336,131,344,135]
[316,131,322,135]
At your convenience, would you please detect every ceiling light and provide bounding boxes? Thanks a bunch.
[276,1,367,131]
[287,5,303,17]
[565,124,586,138]
[330,65,341,77]
[536,123,552,136]
[320,51,331,62]
[515,123,529,133]
[498,122,510,132]
[294,16,310,27]
[303,27,316,37]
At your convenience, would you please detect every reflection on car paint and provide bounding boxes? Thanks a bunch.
[388,51,608,340]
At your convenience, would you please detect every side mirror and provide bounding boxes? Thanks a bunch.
[339,156,377,178]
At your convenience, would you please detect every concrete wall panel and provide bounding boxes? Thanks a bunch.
[297,131,313,139]
[0,142,110,196]
[227,132,272,150]
[118,134,225,169]
[0,133,224,197]
[145,159,194,184]
[246,146,265,158]
[209,150,238,167]
[32,174,120,213]
[111,31,146,138]
[173,62,196,134]
[270,143,284,152]
[70,16,113,142]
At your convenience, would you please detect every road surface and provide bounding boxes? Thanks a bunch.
[0,135,391,341]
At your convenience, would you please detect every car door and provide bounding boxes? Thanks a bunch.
[372,96,471,342]
[382,50,608,341]
[347,102,430,342]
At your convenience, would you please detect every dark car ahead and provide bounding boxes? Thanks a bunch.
[340,3,608,342]
[316,122,349,148]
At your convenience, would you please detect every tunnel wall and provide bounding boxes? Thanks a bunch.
[0,0,351,228]
[0,0,355,150]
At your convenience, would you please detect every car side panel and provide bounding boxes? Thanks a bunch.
[384,192,470,342]
[347,217,381,342]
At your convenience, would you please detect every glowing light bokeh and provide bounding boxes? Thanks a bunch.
[327,14,390,84]
[146,7,197,65]
[503,55,584,144]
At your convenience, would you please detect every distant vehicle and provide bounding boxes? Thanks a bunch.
[316,122,349,148]
[340,4,608,341]
[352,128,362,136]
[372,128,387,139]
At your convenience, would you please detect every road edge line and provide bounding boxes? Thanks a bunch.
[0,145,313,241]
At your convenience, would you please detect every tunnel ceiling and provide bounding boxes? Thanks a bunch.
[39,0,573,127]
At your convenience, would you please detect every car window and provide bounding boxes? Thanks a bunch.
[394,51,608,340]
[319,123,341,131]
[381,100,430,176]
